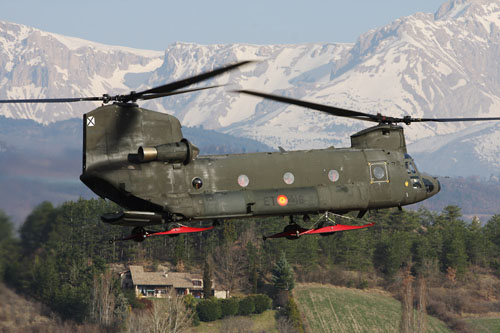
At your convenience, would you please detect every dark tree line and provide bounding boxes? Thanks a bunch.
[0,198,499,324]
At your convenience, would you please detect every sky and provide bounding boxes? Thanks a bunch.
[0,0,446,50]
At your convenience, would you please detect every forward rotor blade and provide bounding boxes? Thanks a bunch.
[0,61,252,105]
[235,90,379,122]
[134,60,253,101]
[0,96,105,104]
[138,85,226,101]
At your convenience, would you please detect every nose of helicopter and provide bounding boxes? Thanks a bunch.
[421,173,441,198]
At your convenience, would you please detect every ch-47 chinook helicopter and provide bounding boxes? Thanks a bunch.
[3,60,500,242]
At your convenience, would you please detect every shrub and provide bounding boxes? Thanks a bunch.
[183,294,200,325]
[251,294,272,314]
[357,280,369,290]
[220,298,239,317]
[238,296,255,316]
[285,297,304,333]
[196,299,221,322]
[123,289,145,309]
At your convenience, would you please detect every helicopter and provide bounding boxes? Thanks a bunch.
[2,60,500,242]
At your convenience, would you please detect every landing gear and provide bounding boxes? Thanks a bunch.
[283,224,302,240]
[263,223,306,241]
[316,212,336,236]
[262,212,375,240]
[262,216,308,241]
[109,226,149,244]
[166,223,181,238]
[108,223,214,243]
[131,227,149,242]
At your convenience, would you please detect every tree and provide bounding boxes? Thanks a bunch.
[252,294,272,314]
[0,210,17,280]
[441,205,463,223]
[91,270,116,327]
[246,241,260,293]
[20,201,55,254]
[272,252,295,306]
[212,243,246,298]
[284,297,303,333]
[129,290,193,332]
[466,217,488,267]
[0,210,13,242]
[272,252,295,292]
[202,259,212,299]
[373,231,413,277]
[399,265,415,333]
[441,224,467,276]
[484,215,500,255]
[151,292,193,333]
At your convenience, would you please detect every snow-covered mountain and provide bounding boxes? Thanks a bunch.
[2,0,500,176]
[0,21,163,123]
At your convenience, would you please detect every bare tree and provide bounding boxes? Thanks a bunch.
[399,265,415,333]
[91,270,116,327]
[128,290,193,333]
[415,276,428,333]
[276,316,299,333]
[212,243,247,297]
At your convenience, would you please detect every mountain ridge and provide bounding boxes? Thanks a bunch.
[1,0,500,176]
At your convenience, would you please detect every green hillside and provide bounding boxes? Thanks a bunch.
[465,317,500,333]
[188,310,278,333]
[294,284,450,333]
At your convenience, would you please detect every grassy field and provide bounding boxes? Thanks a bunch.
[188,310,278,333]
[465,316,500,332]
[294,283,450,333]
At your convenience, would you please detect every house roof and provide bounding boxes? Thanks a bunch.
[129,265,203,289]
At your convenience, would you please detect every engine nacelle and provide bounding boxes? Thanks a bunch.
[138,139,200,164]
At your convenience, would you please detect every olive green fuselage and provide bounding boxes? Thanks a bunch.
[147,148,432,219]
[80,104,439,226]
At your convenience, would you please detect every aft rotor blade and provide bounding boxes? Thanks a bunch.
[133,60,253,101]
[0,96,106,104]
[408,116,500,123]
[138,85,226,101]
[235,90,379,122]
[236,90,500,125]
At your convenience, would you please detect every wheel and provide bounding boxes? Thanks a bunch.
[167,223,181,237]
[283,224,301,240]
[131,227,147,242]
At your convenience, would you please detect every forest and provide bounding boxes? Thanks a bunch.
[0,198,499,331]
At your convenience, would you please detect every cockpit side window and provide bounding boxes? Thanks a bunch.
[406,161,417,174]
[422,177,434,193]
[405,154,422,188]
[411,176,422,188]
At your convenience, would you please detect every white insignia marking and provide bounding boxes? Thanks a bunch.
[87,116,95,127]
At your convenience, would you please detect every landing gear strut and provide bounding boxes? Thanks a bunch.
[262,212,375,240]
[109,223,214,243]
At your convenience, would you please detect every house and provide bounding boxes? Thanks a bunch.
[121,265,226,299]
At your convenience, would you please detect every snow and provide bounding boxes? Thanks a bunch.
[40,30,163,58]
[54,65,68,80]
[451,78,467,90]
[3,2,500,171]
[4,61,14,72]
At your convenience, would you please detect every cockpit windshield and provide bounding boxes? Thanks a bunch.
[404,154,418,174]
[406,161,417,174]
